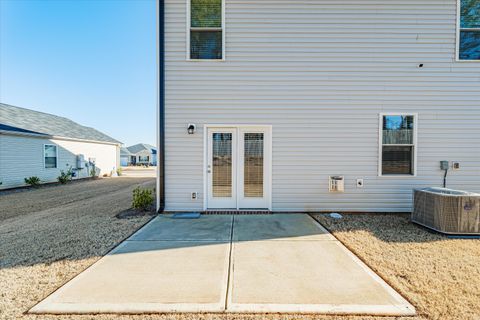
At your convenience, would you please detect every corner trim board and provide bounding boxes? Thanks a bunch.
[157,0,165,212]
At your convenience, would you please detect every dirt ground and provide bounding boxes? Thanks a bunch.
[1,180,479,320]
[312,214,480,320]
[0,177,155,320]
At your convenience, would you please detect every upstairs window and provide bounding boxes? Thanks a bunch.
[380,114,417,176]
[188,0,224,60]
[458,0,480,60]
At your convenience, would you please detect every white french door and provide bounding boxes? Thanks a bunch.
[206,126,271,210]
[207,128,237,209]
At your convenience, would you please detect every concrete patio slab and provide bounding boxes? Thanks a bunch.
[233,214,335,241]
[30,240,230,313]
[129,214,233,241]
[30,213,415,316]
[227,239,415,315]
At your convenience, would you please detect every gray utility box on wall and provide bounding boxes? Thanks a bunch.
[412,188,480,235]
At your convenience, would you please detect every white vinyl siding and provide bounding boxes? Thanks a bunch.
[0,134,119,189]
[164,0,480,212]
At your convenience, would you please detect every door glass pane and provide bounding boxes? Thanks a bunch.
[212,133,232,197]
[244,133,264,197]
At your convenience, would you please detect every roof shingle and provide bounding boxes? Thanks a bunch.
[0,103,121,144]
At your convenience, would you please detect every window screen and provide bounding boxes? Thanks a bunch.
[190,0,223,59]
[459,0,480,60]
[381,115,415,175]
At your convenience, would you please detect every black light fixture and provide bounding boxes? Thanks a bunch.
[187,123,196,134]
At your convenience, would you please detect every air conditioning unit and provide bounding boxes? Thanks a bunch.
[412,187,480,235]
[329,176,344,192]
[76,154,86,169]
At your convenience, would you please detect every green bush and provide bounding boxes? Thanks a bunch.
[132,187,153,211]
[57,168,73,184]
[89,167,97,178]
[24,176,41,186]
[116,167,123,176]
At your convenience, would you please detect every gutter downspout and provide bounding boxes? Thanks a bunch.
[156,0,165,212]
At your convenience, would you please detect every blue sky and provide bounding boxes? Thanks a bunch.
[0,0,157,147]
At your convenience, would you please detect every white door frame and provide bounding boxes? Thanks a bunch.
[203,124,272,211]
[206,128,237,209]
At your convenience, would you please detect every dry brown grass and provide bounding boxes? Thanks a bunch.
[1,181,478,320]
[312,214,480,320]
[0,177,155,320]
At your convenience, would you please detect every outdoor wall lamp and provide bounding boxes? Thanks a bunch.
[187,123,196,134]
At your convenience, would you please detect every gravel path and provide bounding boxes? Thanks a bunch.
[0,177,154,221]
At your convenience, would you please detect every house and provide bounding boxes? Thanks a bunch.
[126,143,157,166]
[157,0,480,213]
[120,147,133,166]
[0,103,121,189]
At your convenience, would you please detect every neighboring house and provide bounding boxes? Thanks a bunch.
[120,147,133,166]
[0,103,121,189]
[157,0,480,213]
[126,143,157,166]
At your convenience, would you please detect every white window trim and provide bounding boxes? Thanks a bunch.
[44,144,58,169]
[456,0,480,62]
[378,113,418,177]
[186,0,225,61]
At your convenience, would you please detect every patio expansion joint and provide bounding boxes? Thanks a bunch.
[224,214,236,311]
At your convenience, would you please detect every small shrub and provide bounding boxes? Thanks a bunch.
[90,167,97,178]
[57,168,73,184]
[132,187,153,211]
[116,167,123,176]
[24,176,41,186]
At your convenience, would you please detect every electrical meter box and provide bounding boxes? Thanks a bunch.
[440,161,449,170]
[76,154,86,169]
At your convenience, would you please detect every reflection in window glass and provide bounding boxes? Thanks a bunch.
[44,145,57,168]
[191,0,221,28]
[382,146,414,175]
[190,0,223,59]
[459,0,480,60]
[382,115,414,144]
[190,31,222,59]
[381,115,415,175]
[460,31,480,60]
[460,0,480,28]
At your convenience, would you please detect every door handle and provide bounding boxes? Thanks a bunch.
[207,165,211,173]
